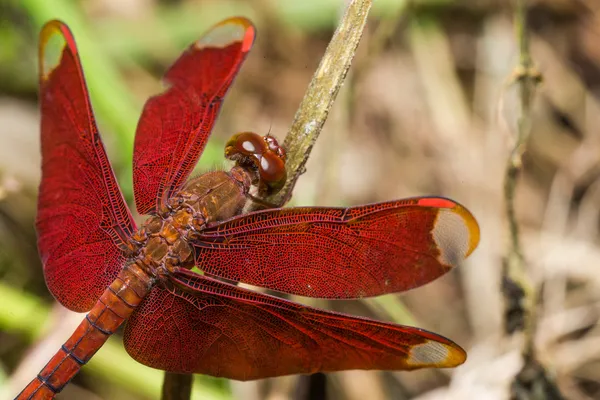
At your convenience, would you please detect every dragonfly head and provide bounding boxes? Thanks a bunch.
[225,131,286,196]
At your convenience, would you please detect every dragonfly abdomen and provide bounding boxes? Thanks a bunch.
[16,263,153,399]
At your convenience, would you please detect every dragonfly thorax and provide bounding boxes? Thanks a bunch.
[129,210,195,278]
[127,131,287,280]
[129,168,253,279]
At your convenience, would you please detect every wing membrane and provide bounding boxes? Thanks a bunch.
[133,17,255,215]
[124,269,465,380]
[37,21,135,311]
[192,197,479,299]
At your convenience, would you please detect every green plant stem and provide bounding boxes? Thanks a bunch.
[256,0,373,209]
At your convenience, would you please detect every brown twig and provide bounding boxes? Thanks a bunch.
[161,372,192,400]
[503,0,539,354]
[503,1,564,399]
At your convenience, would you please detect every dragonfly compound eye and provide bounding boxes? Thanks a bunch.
[225,131,287,195]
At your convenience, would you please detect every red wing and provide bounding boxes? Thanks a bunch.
[192,197,479,299]
[37,21,135,312]
[132,17,255,215]
[123,269,465,380]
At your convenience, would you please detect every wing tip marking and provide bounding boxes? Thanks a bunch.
[430,200,480,268]
[39,20,79,82]
[196,16,256,52]
[407,340,466,368]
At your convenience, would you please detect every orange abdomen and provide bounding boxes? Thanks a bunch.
[16,264,153,400]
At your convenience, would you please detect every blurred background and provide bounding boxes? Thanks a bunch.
[1,0,600,399]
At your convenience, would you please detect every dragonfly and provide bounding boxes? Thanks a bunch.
[17,17,480,399]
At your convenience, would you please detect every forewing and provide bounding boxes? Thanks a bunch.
[193,197,479,299]
[124,269,465,380]
[133,17,255,215]
[37,21,135,312]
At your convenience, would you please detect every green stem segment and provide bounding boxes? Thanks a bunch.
[255,0,374,209]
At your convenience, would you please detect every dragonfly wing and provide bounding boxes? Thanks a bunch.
[192,197,479,299]
[37,21,135,311]
[123,269,465,380]
[132,17,255,215]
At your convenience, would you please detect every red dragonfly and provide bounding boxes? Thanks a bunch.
[17,17,480,399]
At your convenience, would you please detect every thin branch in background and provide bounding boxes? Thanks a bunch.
[503,0,539,343]
[502,0,563,399]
